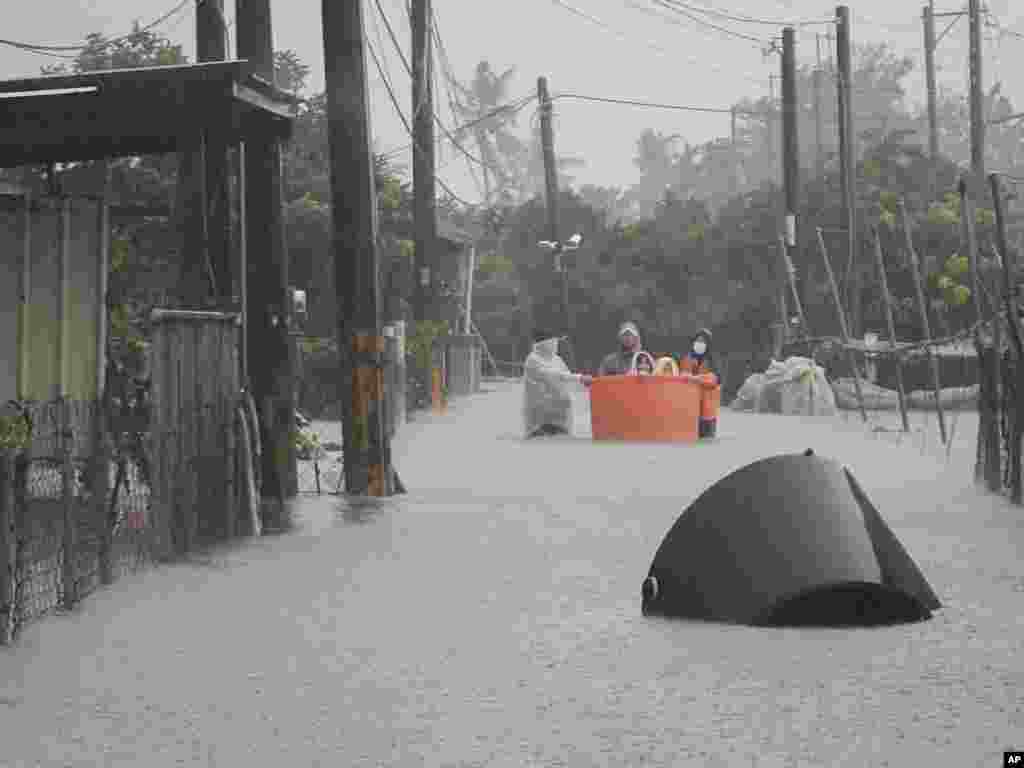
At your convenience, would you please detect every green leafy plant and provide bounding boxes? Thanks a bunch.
[927,252,972,307]
[478,251,515,275]
[0,413,30,452]
[293,427,322,460]
[407,320,449,371]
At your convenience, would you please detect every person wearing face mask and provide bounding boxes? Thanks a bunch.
[598,321,644,376]
[680,328,713,375]
[523,329,593,438]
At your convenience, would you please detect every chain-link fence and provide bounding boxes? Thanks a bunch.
[1,394,247,644]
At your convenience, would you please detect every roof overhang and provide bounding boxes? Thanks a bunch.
[0,60,299,168]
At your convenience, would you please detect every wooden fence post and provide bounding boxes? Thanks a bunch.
[899,199,948,445]
[94,406,113,586]
[60,399,76,610]
[0,450,15,644]
[872,226,911,433]
[224,398,237,539]
[816,227,869,422]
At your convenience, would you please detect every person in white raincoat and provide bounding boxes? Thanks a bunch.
[522,330,592,438]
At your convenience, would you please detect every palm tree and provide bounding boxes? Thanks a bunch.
[452,61,527,204]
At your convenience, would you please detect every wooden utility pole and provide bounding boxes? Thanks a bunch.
[923,3,940,194]
[781,27,800,321]
[237,0,295,525]
[813,34,825,180]
[412,0,438,325]
[835,6,859,338]
[968,0,985,195]
[198,0,233,305]
[322,0,397,497]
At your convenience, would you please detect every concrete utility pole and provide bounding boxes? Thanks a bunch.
[321,0,398,496]
[781,29,799,258]
[197,0,232,305]
[538,75,571,351]
[968,0,985,195]
[411,0,438,325]
[813,33,825,180]
[923,4,940,171]
[835,5,859,338]
[236,0,296,525]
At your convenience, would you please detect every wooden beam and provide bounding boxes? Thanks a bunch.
[232,82,298,120]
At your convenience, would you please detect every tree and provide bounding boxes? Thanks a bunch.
[451,61,527,204]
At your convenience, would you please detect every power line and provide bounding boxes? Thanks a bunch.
[370,0,493,173]
[547,0,767,86]
[655,0,833,27]
[650,0,769,44]
[365,36,478,207]
[0,0,191,54]
[551,92,736,114]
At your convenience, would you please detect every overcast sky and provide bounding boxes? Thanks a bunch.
[3,0,1022,203]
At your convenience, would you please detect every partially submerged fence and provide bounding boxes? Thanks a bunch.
[0,310,264,645]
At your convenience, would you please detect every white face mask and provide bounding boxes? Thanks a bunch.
[692,340,707,356]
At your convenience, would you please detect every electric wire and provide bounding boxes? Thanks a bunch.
[547,0,767,86]
[650,0,770,44]
[365,36,478,207]
[656,0,833,26]
[370,0,493,173]
[0,0,191,53]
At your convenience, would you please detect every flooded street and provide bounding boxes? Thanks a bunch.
[1,382,1022,766]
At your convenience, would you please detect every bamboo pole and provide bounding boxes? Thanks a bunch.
[899,200,948,445]
[872,226,911,433]
[816,227,869,422]
[961,177,986,483]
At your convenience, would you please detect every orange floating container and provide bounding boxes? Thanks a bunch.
[589,374,703,442]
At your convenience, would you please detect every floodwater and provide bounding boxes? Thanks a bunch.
[1,382,1022,766]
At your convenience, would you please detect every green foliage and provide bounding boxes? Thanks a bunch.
[0,413,30,451]
[976,207,995,227]
[622,223,643,241]
[380,176,403,211]
[687,222,705,241]
[863,158,882,178]
[398,239,416,262]
[478,251,515,275]
[407,320,449,370]
[293,426,322,460]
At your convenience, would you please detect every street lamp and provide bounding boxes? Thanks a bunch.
[537,233,584,272]
[537,234,585,368]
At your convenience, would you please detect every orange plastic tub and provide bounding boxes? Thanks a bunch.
[590,375,708,442]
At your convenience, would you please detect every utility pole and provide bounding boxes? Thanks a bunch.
[781,28,800,353]
[836,5,859,338]
[321,0,397,496]
[538,75,570,348]
[813,33,825,180]
[237,0,295,525]
[968,0,985,195]
[197,0,232,305]
[923,3,940,183]
[767,75,778,186]
[411,0,438,325]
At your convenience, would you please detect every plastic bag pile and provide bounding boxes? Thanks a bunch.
[730,356,837,416]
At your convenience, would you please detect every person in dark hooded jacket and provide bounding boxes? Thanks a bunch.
[679,328,714,375]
